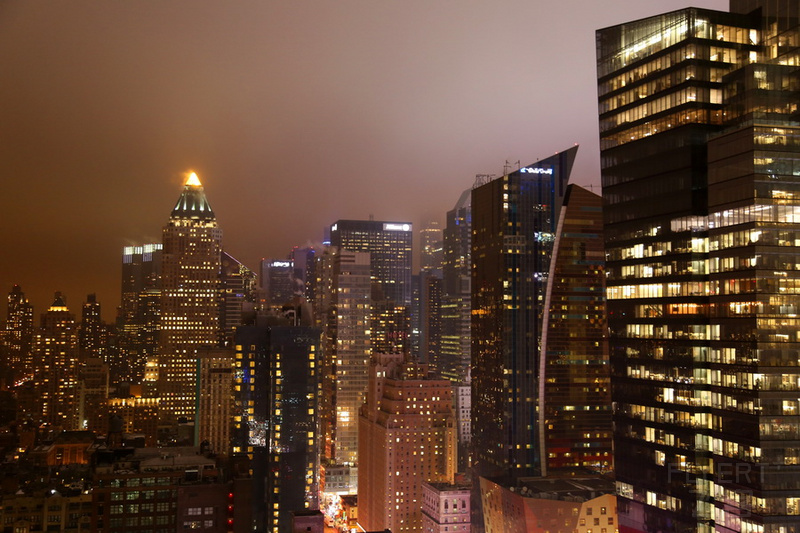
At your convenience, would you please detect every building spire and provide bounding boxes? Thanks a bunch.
[185,171,202,187]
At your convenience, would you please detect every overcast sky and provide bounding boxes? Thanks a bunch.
[0,0,728,320]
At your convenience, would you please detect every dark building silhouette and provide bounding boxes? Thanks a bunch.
[233,306,321,533]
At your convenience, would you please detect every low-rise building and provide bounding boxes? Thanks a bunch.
[421,482,471,533]
[481,476,617,533]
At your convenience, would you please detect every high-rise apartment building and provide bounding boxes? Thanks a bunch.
[233,308,321,533]
[359,355,457,533]
[4,284,34,384]
[598,3,800,531]
[315,248,371,494]
[79,294,109,360]
[29,293,80,429]
[158,172,222,423]
[329,219,413,307]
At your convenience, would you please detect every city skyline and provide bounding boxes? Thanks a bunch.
[0,0,728,319]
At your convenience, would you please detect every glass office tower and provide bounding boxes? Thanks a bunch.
[598,3,800,531]
[471,147,576,482]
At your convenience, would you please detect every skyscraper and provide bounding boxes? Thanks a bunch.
[79,293,109,362]
[28,293,80,429]
[598,3,800,530]
[158,172,222,423]
[196,346,234,456]
[4,284,34,384]
[260,259,296,307]
[233,307,321,533]
[119,243,162,384]
[471,148,576,482]
[441,190,472,383]
[539,185,611,476]
[290,246,317,303]
[419,272,442,369]
[315,248,371,494]
[329,219,413,307]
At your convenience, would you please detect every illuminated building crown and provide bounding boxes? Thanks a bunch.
[170,172,216,222]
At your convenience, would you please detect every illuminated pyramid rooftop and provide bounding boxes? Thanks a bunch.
[170,172,216,221]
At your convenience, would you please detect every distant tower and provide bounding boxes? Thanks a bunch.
[290,246,317,302]
[4,285,34,383]
[259,259,295,306]
[79,294,108,361]
[158,172,223,423]
[441,190,471,382]
[419,272,442,368]
[419,222,444,367]
[29,293,80,429]
[118,244,162,384]
[219,251,257,345]
[329,219,412,308]
[420,222,444,274]
[358,355,456,533]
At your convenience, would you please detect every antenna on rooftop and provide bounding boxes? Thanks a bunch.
[504,160,521,175]
[472,174,495,189]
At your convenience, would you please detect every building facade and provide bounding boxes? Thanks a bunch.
[315,248,372,494]
[539,185,612,476]
[233,309,321,533]
[422,482,471,533]
[28,293,80,430]
[598,3,800,531]
[358,356,457,533]
[441,189,472,384]
[196,347,235,456]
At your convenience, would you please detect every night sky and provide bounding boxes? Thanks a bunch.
[1,0,728,320]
